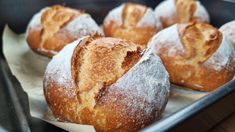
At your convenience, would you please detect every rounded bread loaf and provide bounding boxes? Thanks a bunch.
[44,36,170,131]
[103,3,162,46]
[149,22,235,91]
[26,5,102,57]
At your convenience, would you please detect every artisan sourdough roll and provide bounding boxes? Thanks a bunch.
[103,3,162,47]
[149,22,235,91]
[219,20,235,48]
[44,36,170,131]
[154,0,209,28]
[26,5,102,57]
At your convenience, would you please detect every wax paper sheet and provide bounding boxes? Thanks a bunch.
[2,25,207,132]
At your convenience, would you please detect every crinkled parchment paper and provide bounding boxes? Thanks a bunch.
[3,25,208,132]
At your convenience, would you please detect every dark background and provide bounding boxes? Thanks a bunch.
[1,0,235,55]
[0,0,235,132]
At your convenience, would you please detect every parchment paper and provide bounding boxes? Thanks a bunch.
[3,25,208,131]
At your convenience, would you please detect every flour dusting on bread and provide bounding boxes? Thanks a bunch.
[110,49,170,118]
[205,34,235,71]
[65,14,103,38]
[137,8,162,29]
[103,4,124,26]
[149,24,184,56]
[44,38,85,88]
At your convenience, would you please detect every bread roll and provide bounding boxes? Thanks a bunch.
[154,0,209,28]
[149,22,235,91]
[219,20,235,48]
[103,3,162,47]
[44,36,170,131]
[26,5,102,57]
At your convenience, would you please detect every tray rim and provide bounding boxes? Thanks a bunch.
[1,0,235,131]
[142,79,235,131]
[1,42,235,131]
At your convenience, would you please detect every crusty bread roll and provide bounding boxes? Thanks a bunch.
[149,22,235,91]
[219,20,235,48]
[103,3,162,47]
[44,36,170,131]
[154,0,209,28]
[26,5,102,57]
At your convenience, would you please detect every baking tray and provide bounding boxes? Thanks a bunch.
[0,0,235,131]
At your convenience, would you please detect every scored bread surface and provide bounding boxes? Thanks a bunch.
[154,0,209,28]
[149,22,235,91]
[103,3,162,46]
[44,36,170,131]
[27,5,102,57]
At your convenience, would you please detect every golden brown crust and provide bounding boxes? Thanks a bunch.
[45,36,143,130]
[151,22,235,91]
[44,36,170,131]
[122,3,147,27]
[27,26,43,53]
[178,23,221,64]
[156,0,197,28]
[175,0,196,24]
[27,5,101,57]
[44,80,79,122]
[155,0,209,28]
[103,3,161,47]
[166,0,197,28]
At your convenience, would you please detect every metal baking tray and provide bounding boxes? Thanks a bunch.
[0,0,235,131]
